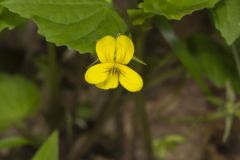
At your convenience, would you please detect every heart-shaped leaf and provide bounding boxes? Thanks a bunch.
[1,0,127,53]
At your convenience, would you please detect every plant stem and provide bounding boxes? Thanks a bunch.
[44,43,62,129]
[133,30,154,160]
[222,115,233,143]
[135,93,154,160]
[68,89,124,160]
[231,44,240,79]
[47,43,60,102]
[154,17,211,95]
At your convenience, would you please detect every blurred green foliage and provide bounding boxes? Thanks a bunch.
[0,74,40,130]
[153,135,185,160]
[32,131,58,160]
[186,35,240,91]
[0,8,25,32]
[0,136,32,149]
[76,104,93,120]
[74,104,94,128]
[155,18,240,93]
[205,82,240,142]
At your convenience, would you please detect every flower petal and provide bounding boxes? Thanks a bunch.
[96,35,116,63]
[85,63,113,84]
[117,64,143,92]
[96,68,119,90]
[116,35,134,64]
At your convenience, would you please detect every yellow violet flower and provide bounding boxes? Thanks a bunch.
[85,35,143,92]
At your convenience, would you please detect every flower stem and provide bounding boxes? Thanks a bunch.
[44,43,62,130]
[231,44,240,79]
[133,30,154,160]
[68,89,124,160]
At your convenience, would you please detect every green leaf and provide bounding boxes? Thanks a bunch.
[226,81,235,103]
[127,9,153,25]
[0,74,40,130]
[212,0,240,45]
[32,131,59,160]
[206,96,224,107]
[156,17,240,93]
[187,35,240,91]
[0,8,25,31]
[1,0,127,53]
[0,137,32,149]
[153,135,185,159]
[132,56,147,65]
[156,18,210,93]
[141,0,219,20]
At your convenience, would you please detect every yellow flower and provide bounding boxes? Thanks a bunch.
[85,35,143,92]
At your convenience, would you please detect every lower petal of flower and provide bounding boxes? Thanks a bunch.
[96,67,119,90]
[117,64,143,92]
[85,63,113,84]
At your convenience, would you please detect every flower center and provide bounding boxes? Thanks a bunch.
[109,65,119,77]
